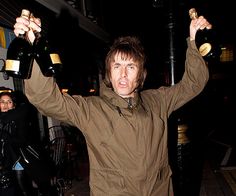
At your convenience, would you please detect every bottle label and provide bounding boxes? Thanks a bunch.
[199,43,212,57]
[5,60,20,71]
[50,53,62,64]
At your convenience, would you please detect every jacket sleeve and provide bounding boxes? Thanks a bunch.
[24,60,90,129]
[163,38,209,116]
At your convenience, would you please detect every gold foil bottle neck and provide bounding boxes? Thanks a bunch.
[189,8,198,20]
[21,9,30,19]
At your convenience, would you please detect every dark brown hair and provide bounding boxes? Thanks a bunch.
[104,36,147,90]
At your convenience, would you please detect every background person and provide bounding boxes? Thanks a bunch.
[0,91,57,196]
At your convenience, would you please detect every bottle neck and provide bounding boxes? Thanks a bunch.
[18,9,30,41]
[189,8,198,20]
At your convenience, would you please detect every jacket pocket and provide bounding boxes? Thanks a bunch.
[90,168,126,195]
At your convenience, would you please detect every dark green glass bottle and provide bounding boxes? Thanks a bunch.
[32,16,63,77]
[5,9,34,79]
[189,8,221,61]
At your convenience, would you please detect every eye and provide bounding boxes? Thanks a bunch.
[113,63,120,69]
[128,64,136,70]
[0,100,13,104]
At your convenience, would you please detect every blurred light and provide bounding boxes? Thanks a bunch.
[61,88,69,93]
[220,45,234,62]
[0,89,12,93]
[89,88,95,93]
[152,0,163,8]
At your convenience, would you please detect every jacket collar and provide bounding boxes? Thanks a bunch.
[100,81,140,110]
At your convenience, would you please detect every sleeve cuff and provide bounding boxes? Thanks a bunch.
[187,37,198,51]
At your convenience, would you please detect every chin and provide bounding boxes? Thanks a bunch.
[115,91,127,97]
[118,92,134,98]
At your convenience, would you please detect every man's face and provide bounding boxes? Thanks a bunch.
[109,53,139,98]
[0,95,14,112]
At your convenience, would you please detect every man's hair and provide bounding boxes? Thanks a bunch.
[104,36,147,90]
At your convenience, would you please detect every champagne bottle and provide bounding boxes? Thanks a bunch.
[189,8,221,60]
[5,9,34,79]
[31,14,62,77]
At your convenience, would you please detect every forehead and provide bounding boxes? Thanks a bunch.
[0,95,12,101]
[113,52,136,63]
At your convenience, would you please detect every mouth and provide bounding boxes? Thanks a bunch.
[119,81,128,88]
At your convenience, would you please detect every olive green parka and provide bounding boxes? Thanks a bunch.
[24,38,209,196]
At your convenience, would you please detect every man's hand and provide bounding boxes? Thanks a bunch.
[190,16,212,41]
[13,13,41,44]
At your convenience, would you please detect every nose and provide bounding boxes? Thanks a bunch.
[1,106,8,112]
[121,67,127,77]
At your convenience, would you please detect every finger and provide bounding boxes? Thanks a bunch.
[199,21,211,30]
[29,21,41,32]
[13,23,29,36]
[14,22,29,31]
[13,29,25,36]
[28,18,41,32]
[34,18,41,27]
[16,16,30,26]
[206,24,212,29]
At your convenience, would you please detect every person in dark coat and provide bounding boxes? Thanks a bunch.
[0,91,57,196]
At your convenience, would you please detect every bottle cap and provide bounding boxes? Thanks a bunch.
[21,9,30,18]
[189,8,198,19]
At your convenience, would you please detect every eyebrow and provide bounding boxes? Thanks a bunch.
[112,62,137,66]
[127,63,137,66]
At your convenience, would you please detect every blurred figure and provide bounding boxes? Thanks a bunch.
[0,91,57,196]
[0,91,17,196]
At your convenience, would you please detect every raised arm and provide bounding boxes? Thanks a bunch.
[13,11,89,127]
[163,15,211,115]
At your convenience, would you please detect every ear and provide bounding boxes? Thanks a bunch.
[139,68,147,89]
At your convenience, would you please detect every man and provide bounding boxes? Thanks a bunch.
[13,12,210,195]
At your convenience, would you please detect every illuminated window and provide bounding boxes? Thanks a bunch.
[220,45,234,62]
